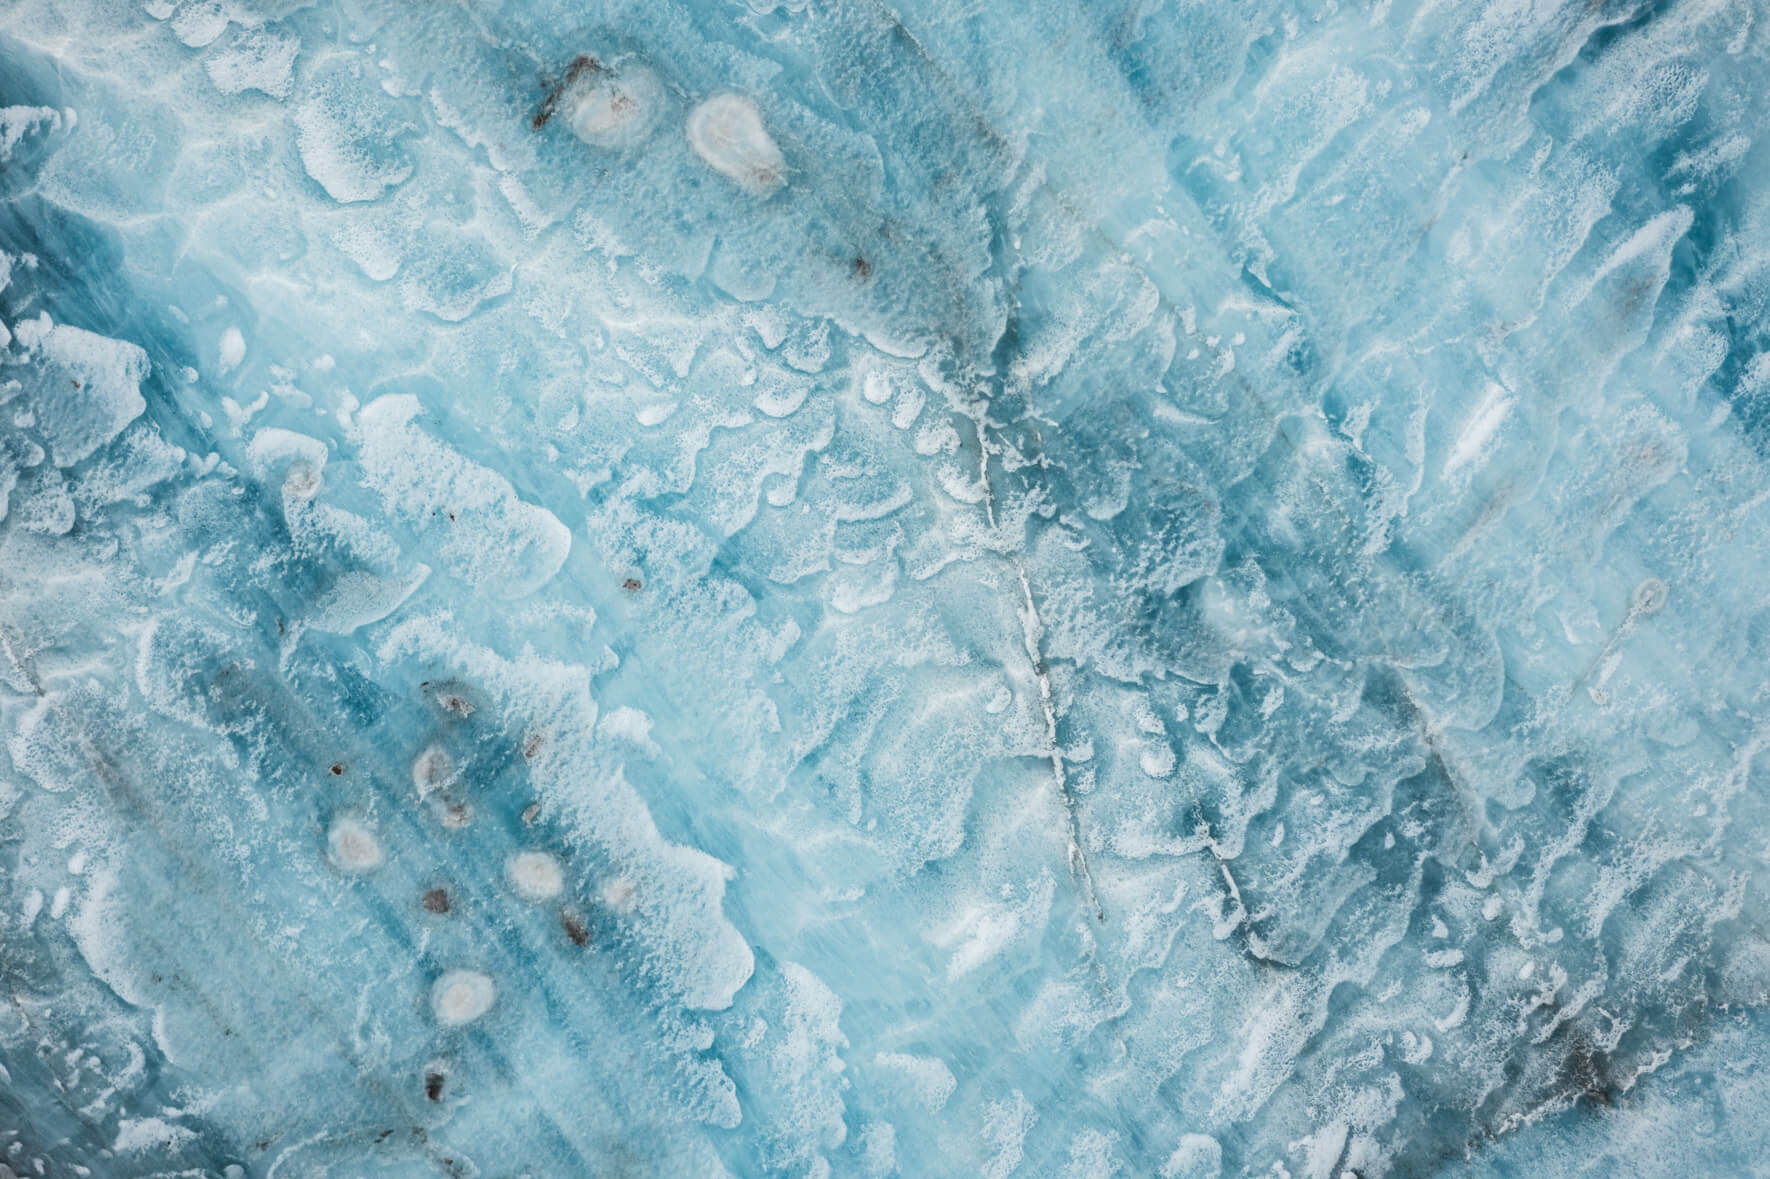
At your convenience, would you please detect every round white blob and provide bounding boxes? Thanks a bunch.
[411,745,453,797]
[686,93,785,195]
[506,850,564,902]
[218,326,246,372]
[431,969,496,1026]
[566,64,664,149]
[327,816,383,873]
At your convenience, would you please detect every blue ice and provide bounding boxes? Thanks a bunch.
[2,0,1770,1175]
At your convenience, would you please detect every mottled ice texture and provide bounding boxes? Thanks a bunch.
[2,0,1770,1176]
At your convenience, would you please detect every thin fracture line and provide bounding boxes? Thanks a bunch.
[976,412,1105,922]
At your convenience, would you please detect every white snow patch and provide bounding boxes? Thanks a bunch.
[431,969,496,1026]
[113,1116,196,1153]
[327,816,383,873]
[11,316,148,466]
[565,61,665,149]
[507,850,565,902]
[687,94,785,195]
[218,326,246,372]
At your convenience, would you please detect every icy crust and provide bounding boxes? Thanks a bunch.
[1,0,1770,1176]
[351,394,571,599]
[6,314,148,468]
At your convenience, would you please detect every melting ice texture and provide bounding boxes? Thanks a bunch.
[1,0,1770,1176]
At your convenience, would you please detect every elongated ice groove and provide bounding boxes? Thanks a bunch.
[3,0,1770,1175]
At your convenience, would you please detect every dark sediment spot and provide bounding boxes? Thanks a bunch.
[425,1071,445,1102]
[330,762,345,776]
[622,577,642,591]
[422,888,451,914]
[531,54,601,130]
[561,908,591,947]
[423,679,478,717]
[851,256,871,279]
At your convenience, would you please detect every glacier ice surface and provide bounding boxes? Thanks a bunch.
[3,0,1770,1175]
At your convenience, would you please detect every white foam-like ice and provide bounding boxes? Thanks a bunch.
[204,30,299,99]
[9,315,148,466]
[0,104,62,160]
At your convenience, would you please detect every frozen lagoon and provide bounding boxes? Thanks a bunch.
[3,0,1770,1175]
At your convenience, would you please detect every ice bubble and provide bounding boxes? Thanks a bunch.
[113,1116,196,1154]
[431,969,495,1026]
[686,94,785,196]
[293,66,413,203]
[0,106,63,163]
[352,395,572,598]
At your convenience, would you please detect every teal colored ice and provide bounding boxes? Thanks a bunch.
[3,0,1770,1175]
